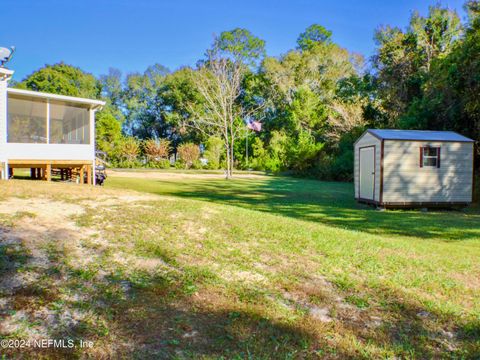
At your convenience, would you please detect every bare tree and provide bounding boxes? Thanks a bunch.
[186,54,242,177]
[186,29,266,179]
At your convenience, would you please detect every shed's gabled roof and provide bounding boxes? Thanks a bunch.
[367,129,474,142]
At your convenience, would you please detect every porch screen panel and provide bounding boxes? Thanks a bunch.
[49,102,90,144]
[7,97,47,143]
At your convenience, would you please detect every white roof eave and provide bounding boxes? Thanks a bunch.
[0,68,14,79]
[7,87,106,109]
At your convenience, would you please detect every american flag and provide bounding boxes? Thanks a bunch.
[247,121,262,132]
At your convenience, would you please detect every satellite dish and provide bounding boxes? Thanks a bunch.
[0,46,15,68]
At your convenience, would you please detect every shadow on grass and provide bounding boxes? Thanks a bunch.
[1,222,478,358]
[110,176,480,241]
[16,261,480,359]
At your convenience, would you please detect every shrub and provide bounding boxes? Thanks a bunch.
[286,130,324,173]
[249,134,285,173]
[177,143,200,169]
[158,159,171,169]
[191,160,204,169]
[204,136,224,169]
[174,160,185,169]
[147,158,171,169]
[116,159,141,168]
[95,108,123,161]
[250,137,267,171]
[144,138,171,162]
[118,137,140,163]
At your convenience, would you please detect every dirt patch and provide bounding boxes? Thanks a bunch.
[449,272,480,291]
[182,220,208,240]
[220,269,267,284]
[0,197,84,224]
[80,193,162,209]
[0,192,164,340]
[280,275,366,325]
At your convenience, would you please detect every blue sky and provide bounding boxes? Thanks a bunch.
[1,0,467,81]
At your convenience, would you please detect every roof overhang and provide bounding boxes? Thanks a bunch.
[7,87,106,110]
[0,68,14,81]
[355,129,475,145]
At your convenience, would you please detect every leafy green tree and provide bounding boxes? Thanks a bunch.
[122,64,170,138]
[100,68,124,111]
[17,63,101,98]
[289,87,328,131]
[401,3,480,146]
[257,32,359,174]
[297,24,332,50]
[204,136,224,169]
[287,130,324,173]
[95,108,123,160]
[373,5,462,124]
[159,67,205,146]
[410,6,462,71]
[214,28,266,65]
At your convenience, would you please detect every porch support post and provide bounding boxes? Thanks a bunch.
[46,163,52,182]
[86,165,92,185]
[79,166,85,184]
[92,160,96,186]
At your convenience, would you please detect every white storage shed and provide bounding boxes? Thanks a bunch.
[354,129,475,207]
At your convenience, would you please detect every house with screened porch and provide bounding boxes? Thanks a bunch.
[0,67,105,184]
[354,129,475,208]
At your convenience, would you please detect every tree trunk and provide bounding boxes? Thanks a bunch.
[230,137,235,178]
[225,140,231,179]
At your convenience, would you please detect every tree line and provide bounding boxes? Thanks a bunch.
[14,1,480,180]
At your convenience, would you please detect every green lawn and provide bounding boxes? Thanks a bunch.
[1,175,479,359]
[105,175,480,357]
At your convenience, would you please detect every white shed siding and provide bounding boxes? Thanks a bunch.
[382,141,473,203]
[354,132,381,201]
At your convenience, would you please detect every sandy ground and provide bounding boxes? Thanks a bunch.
[0,190,163,344]
[107,169,268,180]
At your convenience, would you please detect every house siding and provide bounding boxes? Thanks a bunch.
[0,79,6,161]
[5,143,94,161]
[382,141,473,203]
[0,78,7,179]
[354,132,381,201]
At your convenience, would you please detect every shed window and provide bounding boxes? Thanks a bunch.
[420,147,440,168]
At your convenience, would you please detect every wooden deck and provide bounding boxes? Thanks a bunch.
[6,159,93,184]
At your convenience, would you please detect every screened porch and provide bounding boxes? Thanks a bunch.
[2,88,104,184]
[7,92,91,145]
